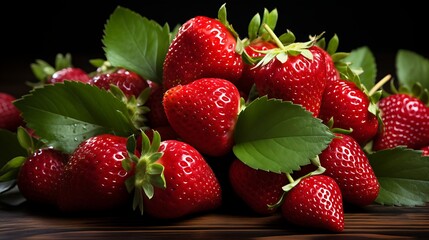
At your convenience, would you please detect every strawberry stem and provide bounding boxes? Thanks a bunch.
[263,23,285,50]
[368,74,392,96]
[286,172,295,183]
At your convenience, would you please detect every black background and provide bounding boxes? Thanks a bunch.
[0,0,426,96]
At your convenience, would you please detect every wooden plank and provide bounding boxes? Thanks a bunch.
[1,203,428,239]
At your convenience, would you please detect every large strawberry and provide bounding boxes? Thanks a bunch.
[281,175,344,232]
[319,133,380,206]
[229,158,287,215]
[318,78,379,145]
[372,85,429,151]
[125,131,222,219]
[57,134,134,212]
[17,148,68,206]
[0,92,23,131]
[254,38,327,117]
[163,77,241,157]
[162,5,243,91]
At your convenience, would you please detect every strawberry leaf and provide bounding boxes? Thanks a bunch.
[342,46,377,90]
[396,49,429,91]
[102,6,172,84]
[233,96,334,174]
[14,81,136,154]
[368,147,429,206]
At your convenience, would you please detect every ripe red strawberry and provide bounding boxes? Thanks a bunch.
[319,133,380,206]
[229,159,287,215]
[30,53,90,85]
[162,7,243,91]
[372,92,429,151]
[57,134,134,212]
[142,139,222,219]
[281,175,344,232]
[90,68,149,98]
[48,67,90,84]
[318,79,379,145]
[17,148,68,206]
[238,39,276,98]
[254,44,327,117]
[163,77,241,157]
[0,93,23,131]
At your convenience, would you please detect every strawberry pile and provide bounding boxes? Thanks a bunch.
[1,3,429,233]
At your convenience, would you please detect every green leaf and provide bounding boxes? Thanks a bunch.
[13,81,136,154]
[0,130,27,168]
[342,46,377,90]
[233,97,334,174]
[0,156,26,182]
[102,6,172,84]
[396,49,429,91]
[368,147,429,206]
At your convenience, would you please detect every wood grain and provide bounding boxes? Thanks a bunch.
[1,203,428,239]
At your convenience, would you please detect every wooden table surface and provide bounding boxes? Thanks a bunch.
[1,200,429,240]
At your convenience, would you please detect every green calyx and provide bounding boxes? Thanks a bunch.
[267,156,326,210]
[109,85,151,130]
[251,24,321,69]
[246,8,278,43]
[123,130,165,215]
[389,81,429,106]
[217,3,244,55]
[29,53,74,86]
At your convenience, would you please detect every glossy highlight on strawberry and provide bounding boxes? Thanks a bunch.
[319,79,379,145]
[372,93,429,151]
[254,45,327,117]
[319,133,380,206]
[162,15,243,90]
[281,175,344,232]
[163,78,241,157]
[57,134,133,212]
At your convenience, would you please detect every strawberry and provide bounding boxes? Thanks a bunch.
[17,148,68,206]
[48,67,90,84]
[0,92,23,131]
[127,131,222,219]
[254,41,327,117]
[57,134,134,212]
[238,39,277,99]
[30,53,90,86]
[318,78,379,145]
[281,175,344,232]
[319,133,380,206]
[315,34,342,83]
[372,90,429,151]
[90,68,149,98]
[236,8,278,99]
[162,5,243,91]
[229,159,287,215]
[163,77,241,157]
